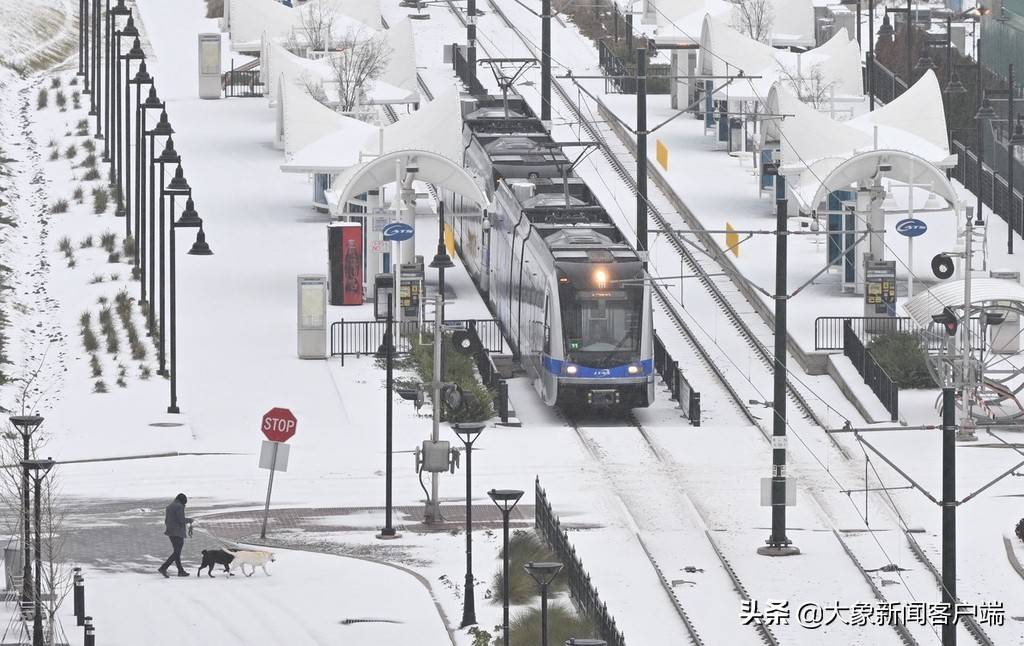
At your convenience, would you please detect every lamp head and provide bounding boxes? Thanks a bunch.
[165,164,191,194]
[188,227,214,256]
[155,136,180,164]
[8,415,44,435]
[119,14,139,38]
[452,421,485,445]
[125,37,145,60]
[878,13,894,39]
[523,561,563,587]
[21,458,55,475]
[109,0,131,16]
[151,109,174,137]
[945,69,967,95]
[976,95,996,120]
[175,196,202,228]
[142,85,163,109]
[487,488,524,513]
[132,59,152,84]
[430,248,455,269]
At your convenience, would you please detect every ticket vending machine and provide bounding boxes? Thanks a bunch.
[297,274,326,359]
[197,34,222,100]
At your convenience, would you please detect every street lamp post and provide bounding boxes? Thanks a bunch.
[452,422,485,627]
[112,14,139,207]
[121,36,144,233]
[375,294,398,540]
[22,458,54,646]
[524,562,563,646]
[565,640,606,646]
[429,201,454,411]
[130,60,153,278]
[78,0,85,77]
[488,488,524,646]
[105,0,131,163]
[148,110,173,338]
[90,0,103,140]
[8,416,43,609]
[153,135,181,371]
[138,86,163,307]
[868,0,875,110]
[163,177,212,414]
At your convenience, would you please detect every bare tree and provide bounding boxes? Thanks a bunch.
[732,0,774,44]
[776,61,836,110]
[327,28,392,113]
[295,0,342,53]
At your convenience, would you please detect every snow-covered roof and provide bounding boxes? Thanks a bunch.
[380,19,419,104]
[361,86,464,162]
[770,71,955,210]
[280,116,378,174]
[280,80,360,157]
[905,279,1024,327]
[228,0,294,51]
[769,0,816,48]
[650,0,732,46]
[266,41,335,107]
[699,19,862,101]
[326,149,488,215]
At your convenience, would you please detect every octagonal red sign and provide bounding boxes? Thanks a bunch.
[261,407,297,443]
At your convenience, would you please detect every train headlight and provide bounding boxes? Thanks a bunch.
[593,268,608,288]
[566,365,578,376]
[627,365,640,375]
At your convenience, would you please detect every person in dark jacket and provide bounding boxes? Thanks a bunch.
[158,493,194,578]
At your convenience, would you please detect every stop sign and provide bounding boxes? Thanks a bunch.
[261,407,297,443]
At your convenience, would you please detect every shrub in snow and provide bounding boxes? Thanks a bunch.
[36,89,47,109]
[76,119,88,130]
[107,252,120,264]
[50,200,69,214]
[89,354,102,377]
[82,327,99,353]
[73,187,84,203]
[491,530,564,605]
[92,188,108,214]
[506,604,597,646]
[867,332,935,389]
[50,77,61,89]
[405,332,495,423]
[79,153,96,169]
[82,139,95,152]
[69,77,78,86]
[64,144,77,159]
[93,380,107,393]
[89,275,103,284]
[57,236,73,256]
[48,149,59,162]
[116,376,126,388]
[1016,518,1024,543]
[110,273,120,282]
[121,236,135,259]
[83,168,100,181]
[55,91,67,111]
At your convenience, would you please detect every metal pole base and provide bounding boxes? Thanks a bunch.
[167,405,180,414]
[88,106,98,117]
[94,131,104,140]
[375,529,401,540]
[115,207,126,218]
[954,431,978,442]
[757,545,801,557]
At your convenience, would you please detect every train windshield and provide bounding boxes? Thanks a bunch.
[560,287,642,367]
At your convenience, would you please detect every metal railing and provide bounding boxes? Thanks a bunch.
[464,321,511,423]
[652,332,700,425]
[951,138,1024,240]
[843,321,899,421]
[222,67,263,98]
[451,45,485,95]
[815,316,915,350]
[535,477,627,646]
[330,318,503,362]
[596,39,670,94]
[865,57,909,106]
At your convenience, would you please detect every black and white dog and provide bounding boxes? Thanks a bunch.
[197,549,235,578]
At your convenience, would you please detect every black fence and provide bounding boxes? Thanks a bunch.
[865,57,909,106]
[222,69,263,98]
[596,40,671,94]
[465,320,511,423]
[330,318,504,362]
[652,332,700,425]
[535,477,627,646]
[951,138,1024,240]
[843,321,899,421]
[815,316,915,351]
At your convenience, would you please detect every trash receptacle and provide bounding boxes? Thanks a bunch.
[728,117,743,152]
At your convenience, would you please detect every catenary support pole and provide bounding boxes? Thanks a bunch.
[1009,63,1016,255]
[869,0,875,110]
[541,0,551,125]
[636,48,648,266]
[759,197,798,556]
[467,0,477,88]
[428,293,443,524]
[941,386,956,646]
[461,436,476,626]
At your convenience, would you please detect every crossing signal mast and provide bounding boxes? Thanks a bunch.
[932,306,959,337]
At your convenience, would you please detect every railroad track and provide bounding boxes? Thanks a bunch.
[563,409,778,646]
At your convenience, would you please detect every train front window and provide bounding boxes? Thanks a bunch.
[561,287,641,366]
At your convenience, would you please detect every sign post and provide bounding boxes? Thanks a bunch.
[259,407,296,539]
[896,217,927,299]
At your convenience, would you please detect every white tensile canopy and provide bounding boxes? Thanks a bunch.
[650,0,732,46]
[279,116,378,174]
[380,18,419,105]
[278,80,365,157]
[905,279,1024,327]
[771,71,954,210]
[360,86,464,162]
[229,0,380,52]
[265,41,336,107]
[699,18,862,101]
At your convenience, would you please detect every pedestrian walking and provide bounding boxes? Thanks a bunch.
[158,493,194,578]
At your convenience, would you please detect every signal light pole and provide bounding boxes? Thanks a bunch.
[541,0,551,126]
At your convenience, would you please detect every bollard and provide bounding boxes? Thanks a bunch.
[73,568,84,625]
[498,380,509,422]
[83,616,94,646]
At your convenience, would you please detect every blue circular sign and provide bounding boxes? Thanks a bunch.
[895,218,927,238]
[382,222,415,242]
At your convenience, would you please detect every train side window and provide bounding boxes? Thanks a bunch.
[543,291,550,354]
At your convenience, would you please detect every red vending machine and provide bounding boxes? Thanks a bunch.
[327,222,364,305]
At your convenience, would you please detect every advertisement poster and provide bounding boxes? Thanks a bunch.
[340,223,363,305]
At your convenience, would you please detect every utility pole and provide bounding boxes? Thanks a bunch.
[958,207,977,441]
[1008,63,1015,255]
[868,0,875,110]
[427,293,444,523]
[941,386,956,646]
[378,294,398,539]
[467,0,477,89]
[759,197,799,556]
[541,0,551,126]
[636,47,648,266]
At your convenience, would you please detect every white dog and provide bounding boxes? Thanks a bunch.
[226,549,276,577]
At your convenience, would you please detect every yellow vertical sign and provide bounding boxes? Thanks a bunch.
[656,139,668,170]
[726,222,740,257]
[444,223,455,257]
